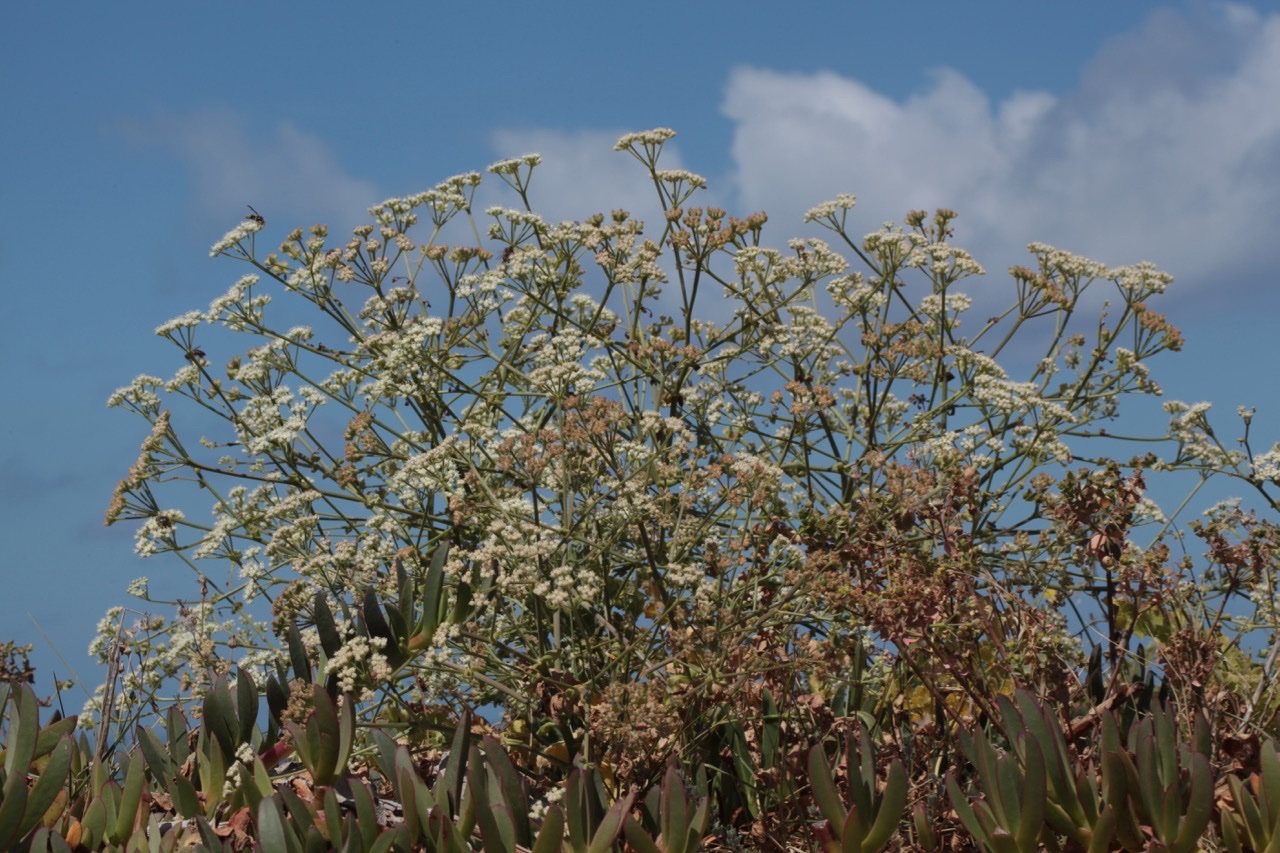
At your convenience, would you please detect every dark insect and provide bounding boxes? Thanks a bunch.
[502,246,515,264]
[184,347,206,363]
[246,205,265,226]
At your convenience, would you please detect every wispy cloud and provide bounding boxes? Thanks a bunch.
[485,127,713,228]
[478,6,1279,304]
[115,109,382,234]
[720,3,1280,298]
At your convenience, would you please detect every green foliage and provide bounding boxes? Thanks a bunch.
[9,673,1280,850]
[10,126,1280,848]
[807,729,906,852]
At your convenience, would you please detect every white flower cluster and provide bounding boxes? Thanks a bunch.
[864,228,928,267]
[209,218,263,257]
[972,375,1074,421]
[387,438,463,511]
[329,633,391,702]
[803,193,857,224]
[826,273,884,315]
[357,319,445,399]
[1164,400,1243,467]
[134,510,185,557]
[733,246,797,288]
[1009,423,1074,465]
[155,310,203,337]
[453,269,509,314]
[107,374,164,416]
[614,128,676,151]
[917,292,973,325]
[654,169,707,189]
[234,385,325,455]
[1025,243,1109,281]
[1112,348,1162,395]
[1110,261,1173,297]
[787,238,849,280]
[524,329,608,396]
[906,243,986,278]
[487,153,541,175]
[1252,444,1280,482]
[207,274,271,330]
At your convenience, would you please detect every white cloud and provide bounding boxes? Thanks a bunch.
[485,127,723,229]
[721,3,1280,299]
[116,109,381,234]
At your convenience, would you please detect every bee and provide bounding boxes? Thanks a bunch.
[246,205,265,226]
[184,347,206,363]
[502,246,515,264]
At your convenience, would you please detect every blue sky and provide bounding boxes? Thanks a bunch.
[3,1,1279,696]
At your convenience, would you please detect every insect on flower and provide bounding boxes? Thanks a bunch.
[246,205,265,226]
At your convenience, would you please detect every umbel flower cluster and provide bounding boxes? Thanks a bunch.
[96,129,1280,819]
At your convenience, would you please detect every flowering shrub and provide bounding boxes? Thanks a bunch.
[95,128,1280,843]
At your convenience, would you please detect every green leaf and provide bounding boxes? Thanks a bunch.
[761,689,781,771]
[166,705,190,768]
[80,793,107,851]
[278,784,315,836]
[258,795,300,853]
[855,728,877,818]
[442,711,472,815]
[726,721,759,819]
[564,770,590,853]
[660,765,689,853]
[844,804,870,853]
[808,744,846,829]
[362,587,406,670]
[234,668,259,745]
[483,735,531,846]
[469,751,510,853]
[20,735,72,837]
[1014,738,1046,850]
[349,780,381,851]
[1170,751,1212,853]
[587,791,635,853]
[417,541,448,641]
[1013,690,1081,827]
[864,758,907,852]
[111,748,146,844]
[31,716,77,763]
[322,787,343,846]
[314,594,343,657]
[397,766,422,842]
[0,770,29,849]
[1085,804,1116,853]
[286,625,313,684]
[3,685,38,777]
[370,727,401,788]
[912,801,937,852]
[1262,739,1280,830]
[170,772,200,819]
[994,753,1023,832]
[305,684,341,785]
[202,677,238,761]
[622,813,661,853]
[946,772,987,849]
[136,726,173,780]
[195,726,228,817]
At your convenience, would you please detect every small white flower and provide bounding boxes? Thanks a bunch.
[614,128,676,150]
